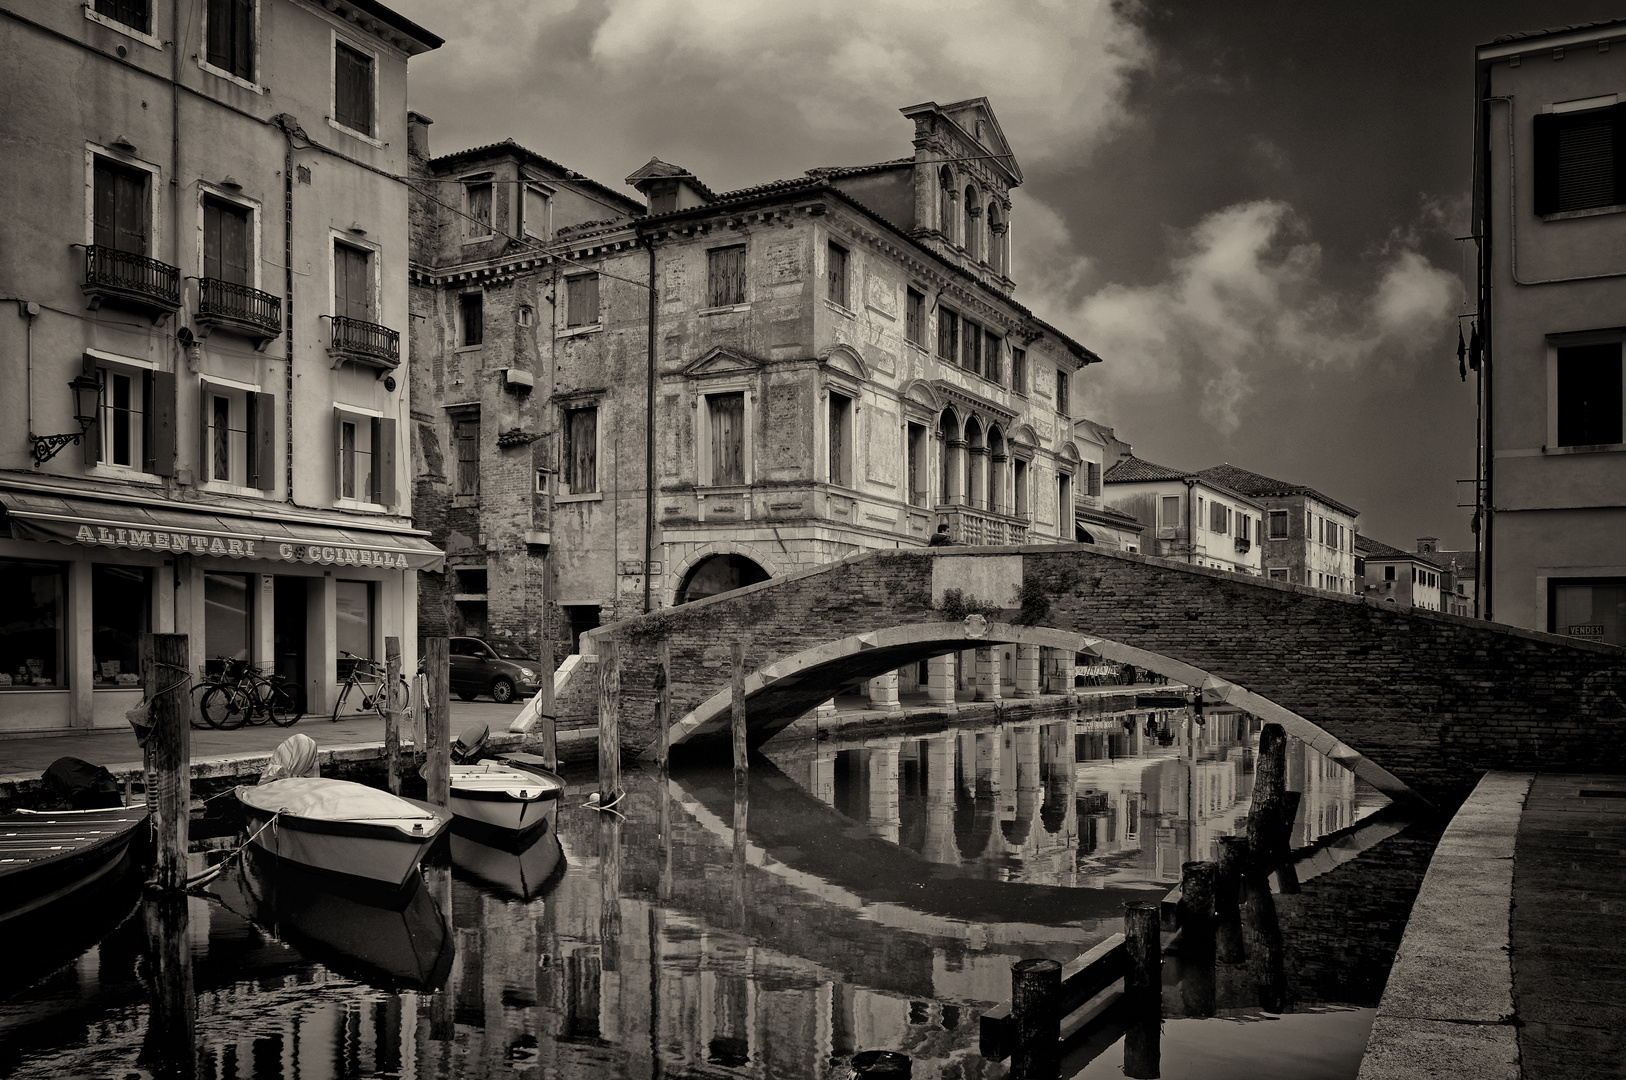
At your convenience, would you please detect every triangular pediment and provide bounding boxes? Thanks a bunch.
[903,97,1022,186]
[683,346,767,379]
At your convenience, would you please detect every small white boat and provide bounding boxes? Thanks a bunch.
[236,778,450,890]
[447,761,565,835]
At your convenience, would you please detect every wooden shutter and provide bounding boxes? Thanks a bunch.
[337,244,371,321]
[1613,103,1626,207]
[567,408,597,492]
[222,204,249,285]
[335,43,372,135]
[334,409,346,500]
[93,160,116,251]
[582,274,599,323]
[146,369,176,476]
[206,0,233,70]
[710,394,743,485]
[828,395,847,485]
[81,354,101,468]
[198,381,211,476]
[1533,112,1559,216]
[248,390,274,490]
[114,167,146,254]
[203,200,221,280]
[374,417,397,505]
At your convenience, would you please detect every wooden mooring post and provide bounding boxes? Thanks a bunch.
[1215,836,1250,963]
[1124,901,1161,1003]
[1247,722,1288,863]
[1011,957,1062,1080]
[423,636,451,808]
[654,638,671,768]
[384,637,403,796]
[731,641,747,776]
[1178,860,1217,964]
[141,633,191,892]
[139,890,198,1078]
[537,630,558,770]
[598,638,621,800]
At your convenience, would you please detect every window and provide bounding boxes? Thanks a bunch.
[1550,578,1626,646]
[1533,104,1626,215]
[1161,495,1181,528]
[963,187,979,260]
[94,0,150,34]
[1240,516,1251,543]
[334,410,395,505]
[1012,347,1027,393]
[100,367,146,469]
[906,288,925,347]
[334,242,373,322]
[1268,568,1288,581]
[828,391,852,486]
[455,415,480,497]
[85,357,173,475]
[827,242,848,308]
[335,580,375,661]
[201,384,272,490]
[1556,343,1623,446]
[1014,458,1029,518]
[202,196,251,285]
[963,319,982,376]
[205,0,254,80]
[938,166,954,235]
[465,183,493,239]
[562,406,598,493]
[907,422,928,506]
[459,292,483,347]
[1338,524,1346,550]
[93,157,149,255]
[1267,510,1288,539]
[565,274,599,327]
[93,565,150,687]
[708,245,746,307]
[938,309,959,365]
[1210,500,1231,534]
[523,184,551,239]
[1056,369,1069,416]
[0,560,66,689]
[1085,460,1101,497]
[708,393,745,485]
[1385,565,1396,581]
[334,41,374,136]
[1058,472,1073,522]
[985,331,1002,384]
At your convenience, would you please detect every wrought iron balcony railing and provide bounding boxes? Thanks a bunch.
[196,278,282,341]
[328,315,400,370]
[81,244,181,318]
[1234,535,1252,553]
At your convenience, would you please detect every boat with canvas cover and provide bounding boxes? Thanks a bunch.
[235,777,450,889]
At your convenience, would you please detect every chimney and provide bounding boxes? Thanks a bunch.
[407,111,433,161]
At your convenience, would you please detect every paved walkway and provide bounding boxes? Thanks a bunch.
[1359,771,1626,1080]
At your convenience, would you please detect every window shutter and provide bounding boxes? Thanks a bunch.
[334,409,344,500]
[82,354,101,468]
[203,200,221,280]
[1613,103,1626,207]
[93,162,116,251]
[250,390,275,490]
[584,274,599,322]
[206,0,232,69]
[373,416,396,505]
[1533,112,1559,216]
[146,369,176,476]
[115,168,147,255]
[223,206,249,285]
[198,381,211,476]
[233,0,252,76]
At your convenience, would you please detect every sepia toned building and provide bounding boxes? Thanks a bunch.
[1102,453,1265,576]
[0,0,442,733]
[1195,463,1360,593]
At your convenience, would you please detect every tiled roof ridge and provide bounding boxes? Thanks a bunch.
[1490,18,1626,44]
[1194,463,1360,517]
[804,157,916,179]
[429,140,644,213]
[1103,453,1190,482]
[1356,534,1444,569]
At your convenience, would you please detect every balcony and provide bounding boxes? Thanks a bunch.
[195,278,282,345]
[1235,535,1252,554]
[327,315,400,373]
[81,245,181,321]
[936,502,1029,546]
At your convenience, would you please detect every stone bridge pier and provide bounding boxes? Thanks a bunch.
[576,546,1626,807]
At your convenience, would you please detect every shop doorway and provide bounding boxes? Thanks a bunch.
[274,577,306,701]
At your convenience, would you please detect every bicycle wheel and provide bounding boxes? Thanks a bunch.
[191,683,218,728]
[268,682,303,727]
[331,680,355,722]
[201,685,251,730]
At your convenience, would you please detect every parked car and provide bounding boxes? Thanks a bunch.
[449,637,542,704]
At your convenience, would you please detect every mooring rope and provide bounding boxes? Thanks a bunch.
[184,811,280,893]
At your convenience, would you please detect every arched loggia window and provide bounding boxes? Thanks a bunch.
[963,185,979,261]
[939,166,955,238]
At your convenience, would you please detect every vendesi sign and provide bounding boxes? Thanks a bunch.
[1568,624,1606,637]
[70,524,418,569]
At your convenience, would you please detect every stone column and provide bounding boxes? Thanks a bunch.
[975,647,1001,702]
[1015,643,1042,697]
[925,654,957,709]
[866,670,902,715]
[922,736,958,865]
[867,746,901,843]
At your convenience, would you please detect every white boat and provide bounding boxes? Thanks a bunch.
[236,778,450,890]
[447,760,565,835]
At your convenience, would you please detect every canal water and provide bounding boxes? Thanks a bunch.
[1,706,1442,1079]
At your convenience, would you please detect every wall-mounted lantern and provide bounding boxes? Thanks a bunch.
[30,372,103,467]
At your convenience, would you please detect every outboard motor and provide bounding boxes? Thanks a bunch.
[451,723,489,764]
[42,756,123,809]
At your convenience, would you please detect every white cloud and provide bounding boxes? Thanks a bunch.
[1019,199,1460,434]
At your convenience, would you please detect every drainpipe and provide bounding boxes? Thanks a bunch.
[641,233,658,614]
[1184,478,1196,565]
[1479,69,1496,623]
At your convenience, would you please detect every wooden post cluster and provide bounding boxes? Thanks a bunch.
[598,638,621,799]
[1247,722,1288,861]
[1010,957,1062,1080]
[731,641,748,775]
[1215,835,1250,963]
[1178,860,1217,965]
[383,637,402,796]
[423,636,451,808]
[141,633,191,892]
[1123,901,1161,1003]
[537,631,558,770]
[654,638,671,768]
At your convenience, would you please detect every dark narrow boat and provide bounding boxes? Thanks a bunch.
[0,806,150,930]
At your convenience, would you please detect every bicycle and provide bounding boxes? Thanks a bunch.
[196,656,304,730]
[332,650,412,724]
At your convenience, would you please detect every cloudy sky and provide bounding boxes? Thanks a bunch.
[390,0,1621,552]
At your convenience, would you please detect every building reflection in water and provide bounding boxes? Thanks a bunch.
[1,706,1410,1080]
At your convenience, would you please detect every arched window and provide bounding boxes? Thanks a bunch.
[963,416,984,506]
[986,203,1004,275]
[938,166,955,237]
[963,186,979,261]
[938,409,960,503]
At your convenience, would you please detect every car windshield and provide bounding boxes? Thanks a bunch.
[486,642,534,660]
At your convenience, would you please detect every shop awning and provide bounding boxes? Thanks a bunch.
[0,491,445,572]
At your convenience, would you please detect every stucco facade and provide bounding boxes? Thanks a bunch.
[1356,535,1444,612]
[1103,454,1265,576]
[0,0,441,732]
[1195,464,1359,593]
[1474,22,1626,645]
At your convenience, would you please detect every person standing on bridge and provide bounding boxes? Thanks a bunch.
[928,524,955,547]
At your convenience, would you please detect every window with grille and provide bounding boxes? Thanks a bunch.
[1556,343,1623,446]
[565,274,599,327]
[562,407,598,493]
[708,393,745,485]
[1534,105,1626,215]
[708,245,746,307]
[459,293,483,347]
[466,183,493,238]
[827,242,848,307]
[455,416,480,497]
[334,41,374,136]
[205,0,254,79]
[906,288,925,346]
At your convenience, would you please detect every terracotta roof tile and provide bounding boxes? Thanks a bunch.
[1195,463,1360,517]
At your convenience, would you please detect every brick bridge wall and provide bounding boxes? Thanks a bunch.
[587,546,1626,806]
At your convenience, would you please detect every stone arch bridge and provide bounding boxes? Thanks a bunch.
[569,546,1625,806]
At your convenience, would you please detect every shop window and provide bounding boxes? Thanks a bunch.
[827,242,848,308]
[465,182,493,239]
[828,390,852,486]
[906,288,925,347]
[333,40,374,137]
[937,309,959,366]
[204,572,252,677]
[459,292,483,347]
[565,273,599,327]
[93,565,150,687]
[708,244,746,307]
[336,580,375,662]
[0,560,65,689]
[1556,343,1623,446]
[707,392,745,485]
[1268,509,1288,538]
[454,413,480,497]
[205,0,254,80]
[562,406,598,494]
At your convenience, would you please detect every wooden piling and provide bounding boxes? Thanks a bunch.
[732,769,749,930]
[537,630,558,770]
[1246,722,1288,867]
[423,636,451,808]
[138,890,198,1078]
[142,633,190,892]
[654,638,671,768]
[731,641,747,776]
[852,1049,912,1078]
[598,638,621,799]
[1215,836,1250,964]
[1178,860,1217,964]
[1122,1012,1161,1080]
[383,637,402,796]
[1010,957,1062,1080]
[1124,901,1161,1004]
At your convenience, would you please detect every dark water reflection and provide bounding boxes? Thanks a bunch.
[0,706,1438,1079]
